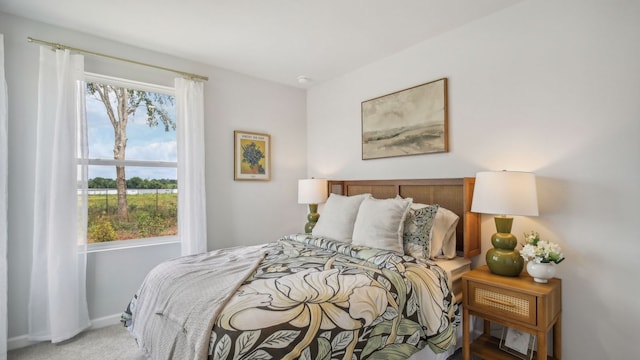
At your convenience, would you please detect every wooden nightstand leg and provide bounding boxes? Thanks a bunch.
[554,314,562,359]
[462,307,470,360]
[537,330,547,360]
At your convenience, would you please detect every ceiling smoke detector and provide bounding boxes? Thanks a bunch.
[297,75,311,84]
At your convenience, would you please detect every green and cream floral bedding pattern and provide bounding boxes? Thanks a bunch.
[207,234,457,360]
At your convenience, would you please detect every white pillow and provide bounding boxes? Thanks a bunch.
[312,193,370,242]
[431,207,459,259]
[352,196,412,254]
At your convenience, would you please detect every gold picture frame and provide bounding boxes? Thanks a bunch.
[499,327,536,360]
[234,131,271,181]
[361,78,448,160]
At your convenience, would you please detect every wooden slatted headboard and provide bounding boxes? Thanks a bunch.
[327,178,481,259]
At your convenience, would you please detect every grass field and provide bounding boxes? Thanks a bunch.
[87,192,177,243]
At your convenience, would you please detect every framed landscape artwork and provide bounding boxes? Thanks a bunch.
[361,78,448,160]
[234,130,271,181]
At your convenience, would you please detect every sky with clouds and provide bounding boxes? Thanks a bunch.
[86,92,177,181]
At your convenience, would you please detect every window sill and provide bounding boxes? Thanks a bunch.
[87,236,180,253]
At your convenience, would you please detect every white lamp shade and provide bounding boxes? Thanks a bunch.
[471,171,539,216]
[298,179,328,204]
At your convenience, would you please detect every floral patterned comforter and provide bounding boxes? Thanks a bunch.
[125,234,458,360]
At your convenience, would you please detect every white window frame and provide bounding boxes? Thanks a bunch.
[83,73,179,252]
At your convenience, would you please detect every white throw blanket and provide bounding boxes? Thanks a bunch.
[130,245,267,360]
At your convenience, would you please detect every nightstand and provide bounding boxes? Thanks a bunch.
[462,265,562,360]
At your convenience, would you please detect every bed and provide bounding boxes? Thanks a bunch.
[123,178,480,360]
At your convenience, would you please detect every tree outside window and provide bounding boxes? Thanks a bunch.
[83,76,178,243]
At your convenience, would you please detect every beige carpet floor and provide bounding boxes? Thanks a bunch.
[7,324,146,360]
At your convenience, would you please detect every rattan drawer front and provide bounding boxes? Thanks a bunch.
[468,282,537,325]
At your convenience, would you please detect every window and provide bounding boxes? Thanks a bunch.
[83,74,178,246]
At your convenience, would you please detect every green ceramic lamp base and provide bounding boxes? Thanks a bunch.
[486,216,524,277]
[304,203,320,233]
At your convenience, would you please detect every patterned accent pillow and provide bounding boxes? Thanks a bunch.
[403,204,439,260]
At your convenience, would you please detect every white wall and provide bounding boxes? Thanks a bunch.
[1,12,307,343]
[307,0,639,358]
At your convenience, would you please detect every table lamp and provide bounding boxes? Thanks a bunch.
[298,178,328,233]
[471,171,539,276]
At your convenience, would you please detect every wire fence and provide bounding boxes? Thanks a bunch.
[86,188,178,214]
[86,188,178,195]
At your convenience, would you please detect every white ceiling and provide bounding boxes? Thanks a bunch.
[0,0,522,88]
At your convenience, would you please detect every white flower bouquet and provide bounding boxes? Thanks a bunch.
[520,231,565,264]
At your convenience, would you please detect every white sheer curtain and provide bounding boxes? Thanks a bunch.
[1,33,9,359]
[175,78,207,256]
[28,47,90,343]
